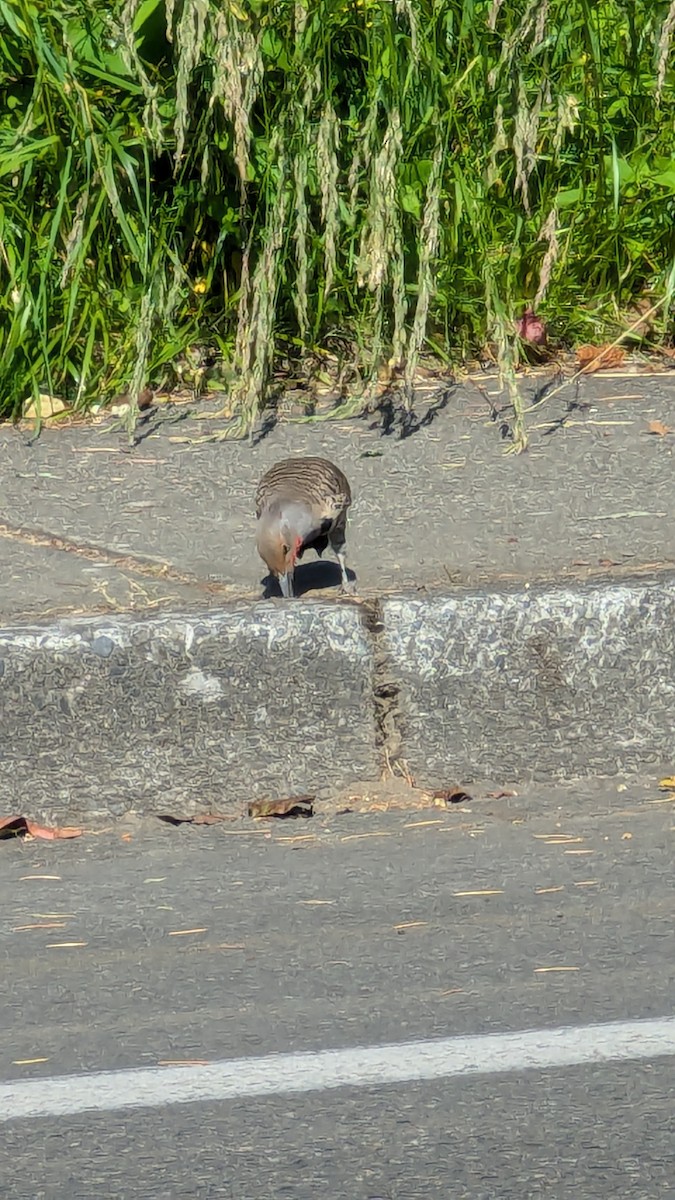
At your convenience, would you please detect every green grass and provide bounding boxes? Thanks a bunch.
[1,0,675,436]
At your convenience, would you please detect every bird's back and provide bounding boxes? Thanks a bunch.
[255,457,352,521]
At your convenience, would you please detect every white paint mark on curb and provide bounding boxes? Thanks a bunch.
[1,1017,674,1124]
[178,666,223,701]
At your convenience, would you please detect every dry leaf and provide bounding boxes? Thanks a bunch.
[576,344,626,372]
[432,789,473,807]
[111,387,154,411]
[23,393,69,421]
[157,1059,210,1067]
[659,777,675,791]
[646,420,673,437]
[0,816,82,841]
[534,966,579,974]
[453,889,504,897]
[485,789,517,799]
[248,796,315,820]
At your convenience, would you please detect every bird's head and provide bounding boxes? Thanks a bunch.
[256,503,309,577]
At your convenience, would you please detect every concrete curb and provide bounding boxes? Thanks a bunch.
[1,576,673,821]
[0,605,375,822]
[383,578,675,784]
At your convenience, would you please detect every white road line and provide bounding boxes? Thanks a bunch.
[1,1016,674,1124]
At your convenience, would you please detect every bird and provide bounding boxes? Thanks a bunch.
[255,456,353,598]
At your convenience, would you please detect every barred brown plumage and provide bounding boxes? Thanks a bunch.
[255,456,353,598]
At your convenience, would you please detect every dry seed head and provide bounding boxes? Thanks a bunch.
[534,207,560,309]
[60,190,89,289]
[316,102,340,298]
[395,0,418,56]
[174,0,209,166]
[293,148,310,342]
[366,284,385,387]
[553,93,579,154]
[232,136,290,425]
[390,229,407,371]
[533,0,549,50]
[165,0,176,41]
[354,107,404,383]
[160,260,186,323]
[487,101,508,187]
[234,243,252,370]
[656,1,675,105]
[119,0,163,150]
[127,285,156,418]
[358,107,402,292]
[513,79,543,213]
[487,0,505,32]
[295,1,308,40]
[292,68,320,340]
[348,98,379,216]
[406,136,443,393]
[488,0,541,87]
[209,10,263,192]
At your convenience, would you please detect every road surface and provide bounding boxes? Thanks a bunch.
[1,783,673,1197]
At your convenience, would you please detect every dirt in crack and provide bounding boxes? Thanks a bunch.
[361,598,409,783]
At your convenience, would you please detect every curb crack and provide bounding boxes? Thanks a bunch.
[361,599,409,783]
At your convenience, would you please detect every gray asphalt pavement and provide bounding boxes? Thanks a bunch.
[2,372,675,619]
[2,780,673,1197]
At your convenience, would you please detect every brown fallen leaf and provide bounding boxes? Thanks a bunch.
[248,797,314,820]
[645,420,673,437]
[432,789,473,807]
[576,343,626,372]
[0,817,82,841]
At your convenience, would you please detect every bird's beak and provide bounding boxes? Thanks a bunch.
[279,571,294,598]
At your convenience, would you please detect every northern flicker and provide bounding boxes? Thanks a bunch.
[255,456,353,597]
